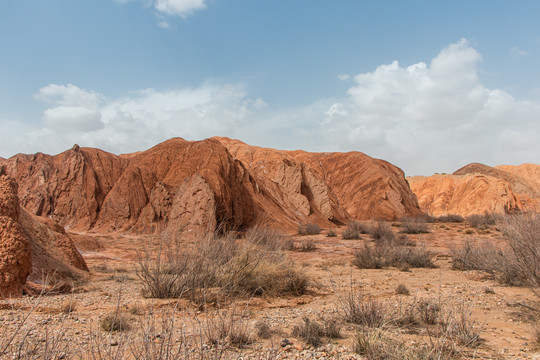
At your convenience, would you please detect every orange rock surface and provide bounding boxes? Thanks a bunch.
[409,162,540,217]
[0,175,88,298]
[1,137,422,234]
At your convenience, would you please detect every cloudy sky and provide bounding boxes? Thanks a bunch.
[1,1,539,176]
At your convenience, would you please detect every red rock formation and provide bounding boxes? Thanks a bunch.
[0,176,32,297]
[2,137,422,233]
[0,175,88,298]
[408,173,520,217]
[217,137,422,222]
[409,162,540,217]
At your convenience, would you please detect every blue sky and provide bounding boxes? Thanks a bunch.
[1,0,539,175]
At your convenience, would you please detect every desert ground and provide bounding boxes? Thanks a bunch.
[2,218,539,360]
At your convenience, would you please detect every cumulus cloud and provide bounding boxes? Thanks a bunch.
[3,39,540,177]
[510,46,528,57]
[114,0,207,19]
[3,82,265,156]
[35,84,104,132]
[321,38,540,175]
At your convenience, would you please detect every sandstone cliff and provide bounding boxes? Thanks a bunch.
[2,137,422,234]
[0,175,88,297]
[409,162,540,217]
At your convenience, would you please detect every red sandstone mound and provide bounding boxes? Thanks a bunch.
[2,137,422,234]
[0,175,88,298]
[217,137,422,222]
[409,162,540,217]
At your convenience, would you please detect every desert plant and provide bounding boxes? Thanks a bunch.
[100,311,131,332]
[326,228,337,237]
[255,320,272,339]
[292,317,324,347]
[369,221,395,243]
[342,220,369,239]
[298,223,321,235]
[450,240,524,286]
[437,214,464,223]
[395,284,410,296]
[337,287,388,328]
[400,220,430,234]
[292,316,341,347]
[298,240,317,252]
[417,299,441,325]
[500,213,540,294]
[353,244,387,269]
[204,309,254,348]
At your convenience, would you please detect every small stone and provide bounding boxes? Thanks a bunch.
[110,340,118,346]
[281,338,292,347]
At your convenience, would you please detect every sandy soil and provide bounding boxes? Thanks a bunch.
[1,221,539,359]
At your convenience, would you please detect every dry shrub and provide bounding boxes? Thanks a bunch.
[59,297,78,314]
[337,287,388,328]
[326,228,337,237]
[440,305,483,347]
[353,241,434,269]
[292,316,342,347]
[450,240,524,286]
[395,284,410,296]
[298,240,317,252]
[245,226,286,251]
[204,309,253,348]
[100,311,131,332]
[369,221,395,243]
[342,220,369,240]
[353,244,387,269]
[437,214,464,223]
[500,213,540,293]
[298,223,321,235]
[255,320,272,339]
[417,299,441,325]
[466,213,497,228]
[400,218,430,234]
[137,230,309,301]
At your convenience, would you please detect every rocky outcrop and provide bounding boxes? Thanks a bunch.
[0,175,88,298]
[217,137,422,222]
[2,137,422,233]
[0,176,32,297]
[408,173,521,217]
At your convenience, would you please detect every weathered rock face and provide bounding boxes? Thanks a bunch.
[0,175,88,298]
[409,162,540,217]
[3,137,422,233]
[0,176,32,297]
[408,173,521,217]
[217,137,422,222]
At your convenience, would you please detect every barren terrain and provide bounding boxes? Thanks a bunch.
[2,220,539,359]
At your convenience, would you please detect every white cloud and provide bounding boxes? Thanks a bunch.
[510,46,528,57]
[154,0,206,17]
[114,0,207,19]
[320,38,540,175]
[35,84,104,132]
[3,39,540,177]
[337,74,350,81]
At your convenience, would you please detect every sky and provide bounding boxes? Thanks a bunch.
[1,1,540,176]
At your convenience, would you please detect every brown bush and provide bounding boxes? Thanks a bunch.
[298,223,321,235]
[437,214,464,223]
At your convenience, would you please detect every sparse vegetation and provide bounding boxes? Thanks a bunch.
[100,311,131,332]
[437,214,464,223]
[450,240,525,286]
[298,223,321,235]
[137,230,310,302]
[342,220,369,239]
[354,239,435,269]
[298,239,317,252]
[326,228,337,237]
[399,217,430,234]
[396,284,410,296]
